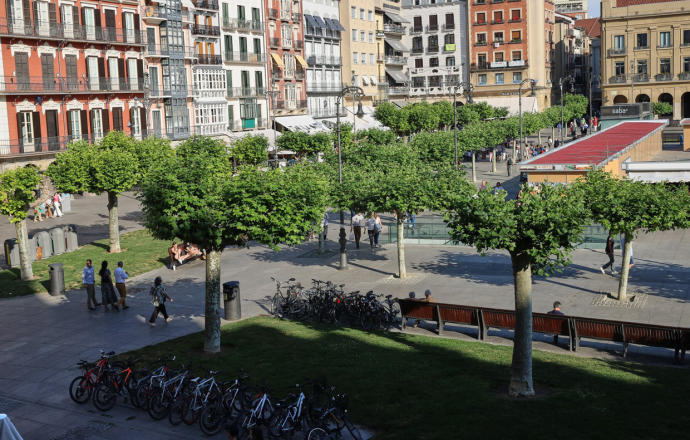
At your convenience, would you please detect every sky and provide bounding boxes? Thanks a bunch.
[589,1,601,17]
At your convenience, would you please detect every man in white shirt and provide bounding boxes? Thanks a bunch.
[351,212,365,249]
[114,261,130,310]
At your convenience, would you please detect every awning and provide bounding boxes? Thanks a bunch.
[313,16,328,29]
[361,76,369,86]
[386,69,408,84]
[474,96,537,115]
[275,115,329,133]
[295,54,308,69]
[181,0,194,9]
[304,14,319,29]
[369,75,377,85]
[270,52,284,68]
[384,11,409,23]
[385,38,409,52]
[327,18,345,31]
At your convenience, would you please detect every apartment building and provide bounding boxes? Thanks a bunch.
[576,17,601,112]
[142,0,194,140]
[266,0,308,115]
[402,0,469,101]
[220,1,268,131]
[0,0,147,156]
[554,0,588,20]
[601,0,690,120]
[377,0,409,100]
[467,0,554,114]
[553,13,589,95]
[303,0,344,119]
[339,0,380,106]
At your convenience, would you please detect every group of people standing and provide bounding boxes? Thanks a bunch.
[32,193,64,222]
[81,260,173,326]
[350,212,383,249]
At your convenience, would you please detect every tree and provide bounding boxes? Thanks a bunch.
[276,131,331,159]
[47,132,140,253]
[652,101,673,116]
[358,128,396,145]
[135,136,174,175]
[446,183,587,396]
[373,102,400,129]
[0,167,42,280]
[407,103,440,134]
[410,131,455,166]
[433,101,455,130]
[139,136,329,352]
[580,170,690,301]
[563,93,588,119]
[229,134,269,166]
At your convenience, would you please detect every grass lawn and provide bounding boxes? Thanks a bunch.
[124,316,690,440]
[0,229,169,298]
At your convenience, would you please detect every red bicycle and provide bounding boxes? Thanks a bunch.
[68,350,116,404]
[92,357,142,411]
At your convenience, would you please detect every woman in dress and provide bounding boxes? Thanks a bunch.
[99,261,119,311]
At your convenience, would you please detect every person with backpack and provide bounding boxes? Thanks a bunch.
[600,236,617,276]
[149,276,174,326]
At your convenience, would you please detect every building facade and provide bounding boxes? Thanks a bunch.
[402,0,468,101]
[576,17,601,113]
[600,0,690,120]
[142,0,194,141]
[379,0,408,99]
[266,0,308,115]
[303,0,344,118]
[340,0,380,106]
[220,0,268,132]
[0,0,147,155]
[554,0,588,20]
[553,13,589,95]
[467,0,554,114]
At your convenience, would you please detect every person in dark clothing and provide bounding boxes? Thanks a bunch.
[547,301,564,344]
[149,276,174,326]
[600,236,617,275]
[99,261,119,312]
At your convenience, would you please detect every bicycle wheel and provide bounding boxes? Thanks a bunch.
[69,376,92,404]
[267,408,289,438]
[148,389,170,420]
[168,397,185,426]
[199,403,226,436]
[135,381,152,410]
[307,427,330,440]
[92,383,117,411]
[181,396,200,425]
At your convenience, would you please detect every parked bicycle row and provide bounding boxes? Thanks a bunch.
[68,350,363,439]
[270,277,400,331]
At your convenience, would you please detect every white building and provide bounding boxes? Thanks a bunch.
[303,0,344,119]
[220,1,269,132]
[401,0,469,99]
[554,0,588,19]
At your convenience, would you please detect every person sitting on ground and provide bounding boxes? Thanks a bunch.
[184,242,205,260]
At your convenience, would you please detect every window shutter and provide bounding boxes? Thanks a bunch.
[113,108,122,132]
[137,59,143,82]
[22,0,31,28]
[66,111,73,138]
[98,58,105,89]
[103,109,110,134]
[32,111,41,149]
[226,70,232,95]
[81,6,85,28]
[140,108,147,136]
[16,114,23,147]
[32,1,38,27]
[89,109,95,137]
[118,58,125,88]
[48,3,56,35]
[80,110,88,138]
[94,10,101,39]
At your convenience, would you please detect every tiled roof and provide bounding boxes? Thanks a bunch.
[524,121,666,166]
[616,0,681,7]
[574,18,600,38]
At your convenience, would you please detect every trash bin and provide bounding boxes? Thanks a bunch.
[28,235,37,261]
[60,193,71,213]
[4,238,18,267]
[35,231,52,259]
[223,281,241,321]
[65,230,78,252]
[49,263,65,296]
[50,227,65,255]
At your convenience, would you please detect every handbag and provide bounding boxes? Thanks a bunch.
[348,231,354,241]
[151,287,160,307]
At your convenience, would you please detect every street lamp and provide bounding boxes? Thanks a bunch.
[335,85,365,271]
[559,75,574,144]
[265,88,280,164]
[587,67,600,130]
[449,81,473,171]
[518,78,537,162]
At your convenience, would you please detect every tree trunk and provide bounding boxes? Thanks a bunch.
[15,220,33,280]
[512,140,517,161]
[204,249,222,353]
[317,225,323,254]
[396,216,406,279]
[551,126,555,141]
[471,151,476,182]
[509,250,535,397]
[491,147,497,173]
[107,191,121,253]
[617,233,633,302]
[538,130,542,145]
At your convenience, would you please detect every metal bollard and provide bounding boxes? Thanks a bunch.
[223,281,241,321]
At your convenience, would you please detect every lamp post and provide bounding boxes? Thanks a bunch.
[265,88,280,164]
[335,86,365,271]
[449,81,473,171]
[558,75,574,145]
[518,78,537,162]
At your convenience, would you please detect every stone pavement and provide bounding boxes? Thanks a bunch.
[1,221,689,439]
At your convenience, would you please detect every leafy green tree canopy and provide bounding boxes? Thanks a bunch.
[652,101,673,116]
[229,134,269,166]
[0,167,41,222]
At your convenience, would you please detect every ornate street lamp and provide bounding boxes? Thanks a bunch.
[518,78,537,161]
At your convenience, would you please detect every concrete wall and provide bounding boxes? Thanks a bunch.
[603,128,663,178]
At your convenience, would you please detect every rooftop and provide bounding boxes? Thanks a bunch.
[520,120,666,167]
[575,17,600,38]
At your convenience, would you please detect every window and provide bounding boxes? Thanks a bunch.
[684,30,690,45]
[444,34,454,45]
[360,31,365,41]
[68,110,81,139]
[659,31,671,47]
[493,31,504,43]
[413,77,425,87]
[477,53,487,66]
[413,16,422,32]
[445,13,454,29]
[368,10,373,21]
[614,35,625,51]
[281,24,291,47]
[429,35,438,48]
[511,50,521,61]
[445,56,455,67]
[637,59,647,75]
[429,57,439,67]
[283,53,294,77]
[360,8,364,20]
[495,73,504,84]
[412,36,423,51]
[429,15,438,31]
[369,31,373,42]
[510,9,521,21]
[351,6,356,19]
[415,58,423,68]
[660,58,671,74]
[476,33,486,45]
[511,30,521,42]
[370,53,374,64]
[684,57,690,72]
[361,53,366,64]
[352,29,357,41]
[636,33,648,49]
[494,52,504,62]
[478,74,487,85]
[476,12,486,24]
[615,61,625,76]
[513,72,522,84]
[18,112,33,145]
[353,52,358,64]
[493,11,503,24]
[92,109,103,139]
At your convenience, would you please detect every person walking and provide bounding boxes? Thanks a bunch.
[366,214,376,249]
[114,261,130,309]
[149,276,173,326]
[82,259,98,310]
[99,261,119,311]
[351,212,364,249]
[321,212,328,241]
[600,236,617,275]
[373,212,383,248]
[547,136,553,149]
[52,193,63,217]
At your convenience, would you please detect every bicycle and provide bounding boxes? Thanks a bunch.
[92,357,142,411]
[134,356,174,410]
[173,370,222,426]
[307,385,362,440]
[148,365,191,421]
[268,383,309,438]
[68,350,115,404]
[199,372,251,436]
[240,385,275,433]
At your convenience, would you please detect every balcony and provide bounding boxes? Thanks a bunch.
[442,24,455,31]
[0,19,146,45]
[427,45,439,53]
[192,24,220,36]
[145,44,197,58]
[470,60,527,71]
[275,99,307,110]
[473,21,487,26]
[193,123,226,136]
[224,52,266,64]
[270,37,280,48]
[509,17,522,23]
[229,118,267,131]
[282,39,293,49]
[410,26,423,35]
[221,18,264,33]
[491,20,504,25]
[306,55,342,66]
[385,55,406,65]
[679,72,690,80]
[0,76,145,94]
[227,87,266,98]
[0,135,91,156]
[382,86,409,96]
[607,48,626,57]
[412,47,424,54]
[295,40,304,50]
[292,13,302,22]
[194,54,223,65]
[141,5,182,23]
[426,25,439,33]
[474,41,487,46]
[192,88,226,99]
[306,83,343,93]
[655,73,673,81]
[631,74,649,82]
[609,75,626,84]
[269,9,279,20]
[376,30,385,38]
[383,24,405,34]
[193,0,219,10]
